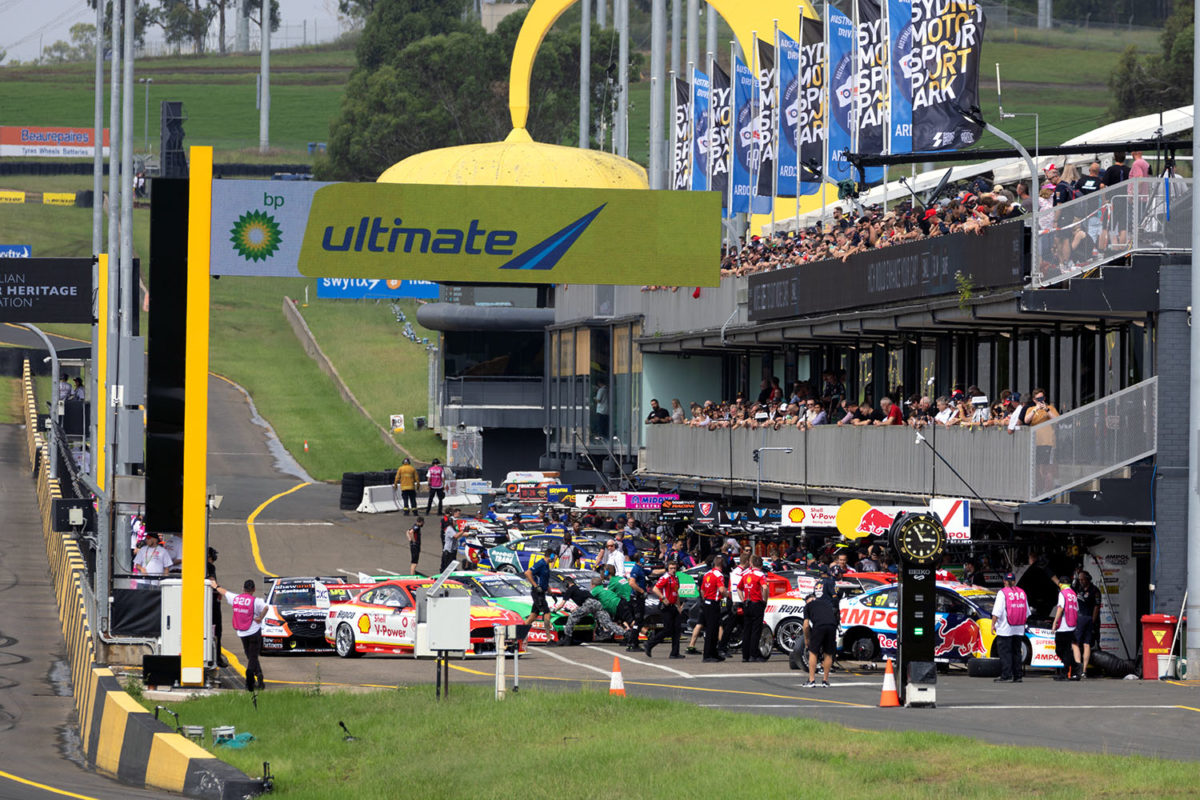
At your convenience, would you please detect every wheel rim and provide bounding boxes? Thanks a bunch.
[776,619,803,652]
[759,627,773,659]
[336,624,353,657]
[499,564,518,574]
[849,634,875,661]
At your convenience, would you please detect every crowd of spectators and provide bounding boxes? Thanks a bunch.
[647,371,1061,434]
[641,151,1151,290]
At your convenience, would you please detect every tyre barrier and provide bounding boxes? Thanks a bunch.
[24,360,262,799]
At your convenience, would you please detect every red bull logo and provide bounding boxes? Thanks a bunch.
[856,507,896,537]
[933,617,983,658]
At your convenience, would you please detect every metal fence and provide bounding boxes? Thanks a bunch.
[556,276,747,336]
[443,376,544,407]
[1028,377,1157,501]
[1033,178,1191,288]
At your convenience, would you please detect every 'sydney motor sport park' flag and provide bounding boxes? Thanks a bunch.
[776,31,800,198]
[904,0,986,151]
[794,18,825,195]
[856,0,888,158]
[709,63,732,209]
[672,76,692,190]
[755,39,777,199]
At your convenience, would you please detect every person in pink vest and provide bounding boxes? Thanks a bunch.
[1052,576,1081,681]
[424,458,446,516]
[992,572,1028,683]
[210,578,268,693]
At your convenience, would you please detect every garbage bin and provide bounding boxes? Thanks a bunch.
[1140,614,1178,679]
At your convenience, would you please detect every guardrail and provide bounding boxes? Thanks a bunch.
[1028,377,1157,501]
[1033,178,1190,288]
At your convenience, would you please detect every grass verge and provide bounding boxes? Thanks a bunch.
[0,376,20,423]
[149,684,1197,800]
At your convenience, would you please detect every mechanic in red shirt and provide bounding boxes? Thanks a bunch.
[738,555,768,662]
[644,559,685,658]
[700,556,730,662]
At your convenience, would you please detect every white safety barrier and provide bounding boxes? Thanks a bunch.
[357,484,484,513]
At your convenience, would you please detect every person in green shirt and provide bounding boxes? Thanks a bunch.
[591,576,636,646]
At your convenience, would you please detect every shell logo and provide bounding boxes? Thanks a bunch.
[357,614,371,634]
[787,507,806,524]
[475,608,503,618]
[386,280,403,289]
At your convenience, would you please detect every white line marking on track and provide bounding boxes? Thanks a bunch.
[537,646,617,677]
[579,643,692,678]
[210,521,334,526]
[940,705,1182,710]
[700,704,832,709]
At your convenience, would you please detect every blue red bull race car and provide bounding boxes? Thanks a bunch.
[837,581,1063,669]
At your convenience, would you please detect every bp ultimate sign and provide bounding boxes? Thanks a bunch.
[0,258,92,322]
[209,180,722,286]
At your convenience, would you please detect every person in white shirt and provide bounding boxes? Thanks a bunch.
[132,532,174,579]
[602,539,626,575]
[992,572,1029,683]
[1008,393,1026,434]
[210,578,268,692]
[729,552,751,603]
[934,396,957,426]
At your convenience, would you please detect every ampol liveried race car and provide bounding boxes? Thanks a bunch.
[261,576,352,654]
[324,578,529,658]
[836,581,1063,668]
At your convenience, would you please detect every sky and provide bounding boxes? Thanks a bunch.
[1,0,348,64]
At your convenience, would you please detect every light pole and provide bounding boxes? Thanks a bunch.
[139,77,153,153]
[752,446,793,504]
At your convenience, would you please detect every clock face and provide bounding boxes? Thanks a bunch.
[892,514,946,565]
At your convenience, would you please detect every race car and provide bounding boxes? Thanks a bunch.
[324,578,529,658]
[836,581,1063,668]
[475,534,606,573]
[261,576,352,654]
[761,571,896,654]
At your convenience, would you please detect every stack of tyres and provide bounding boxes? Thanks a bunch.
[340,473,366,510]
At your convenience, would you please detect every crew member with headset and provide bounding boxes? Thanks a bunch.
[700,555,730,662]
[210,578,268,693]
[993,572,1029,683]
[523,544,556,640]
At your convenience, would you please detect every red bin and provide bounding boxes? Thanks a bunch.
[1140,614,1178,679]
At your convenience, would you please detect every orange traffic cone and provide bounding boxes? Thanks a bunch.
[609,656,626,697]
[879,658,900,707]
[303,440,309,452]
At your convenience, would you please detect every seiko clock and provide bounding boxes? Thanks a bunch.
[890,513,946,566]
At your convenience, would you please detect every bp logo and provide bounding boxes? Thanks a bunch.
[230,209,282,261]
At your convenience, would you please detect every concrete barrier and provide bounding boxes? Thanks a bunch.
[22,360,262,799]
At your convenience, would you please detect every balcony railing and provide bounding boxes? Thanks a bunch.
[1033,178,1190,288]
[555,277,747,336]
[641,377,1157,503]
[440,376,544,429]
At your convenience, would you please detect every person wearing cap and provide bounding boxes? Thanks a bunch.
[133,532,174,581]
[440,508,463,571]
[392,457,419,514]
[424,458,446,515]
[802,580,838,687]
[993,573,1029,683]
[1051,576,1081,681]
[601,538,626,575]
[1073,570,1101,677]
[523,544,556,640]
[555,576,627,645]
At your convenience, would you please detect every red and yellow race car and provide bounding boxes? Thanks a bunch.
[323,578,529,658]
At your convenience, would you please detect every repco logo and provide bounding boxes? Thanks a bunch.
[319,205,606,272]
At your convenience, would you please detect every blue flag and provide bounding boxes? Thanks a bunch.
[731,54,756,215]
[776,31,800,198]
[692,68,711,191]
[888,0,914,155]
[827,7,855,185]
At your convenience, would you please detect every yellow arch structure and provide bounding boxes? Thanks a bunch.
[509,0,818,132]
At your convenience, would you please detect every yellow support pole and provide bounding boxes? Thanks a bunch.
[181,146,213,685]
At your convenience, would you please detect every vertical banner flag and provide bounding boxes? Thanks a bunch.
[731,54,756,214]
[672,77,693,190]
[827,6,855,184]
[887,0,914,154]
[910,0,986,151]
[710,62,732,209]
[776,31,800,198]
[797,17,825,196]
[855,0,887,157]
[692,68,711,191]
[755,39,777,199]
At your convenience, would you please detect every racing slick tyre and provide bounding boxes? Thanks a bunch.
[967,657,1002,678]
[773,617,804,655]
[789,640,808,670]
[845,631,879,662]
[497,564,520,575]
[757,627,773,661]
[334,623,363,658]
[1089,649,1138,679]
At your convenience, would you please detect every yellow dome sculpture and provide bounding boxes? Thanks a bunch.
[377,128,647,189]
